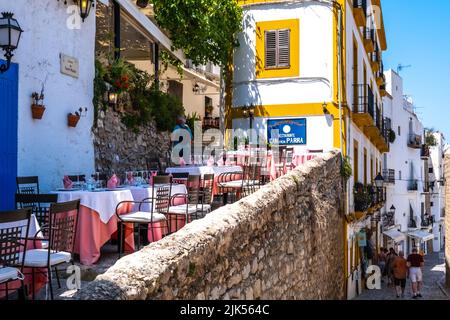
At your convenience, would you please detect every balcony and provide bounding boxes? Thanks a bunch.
[407,179,418,191]
[383,169,395,184]
[371,51,381,73]
[353,183,385,215]
[363,27,375,53]
[380,84,388,97]
[421,144,430,159]
[202,117,220,129]
[353,0,367,28]
[376,61,385,86]
[407,134,422,149]
[353,84,374,128]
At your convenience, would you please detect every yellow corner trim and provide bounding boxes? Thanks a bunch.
[256,19,300,79]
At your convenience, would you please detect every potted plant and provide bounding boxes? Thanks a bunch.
[68,107,88,127]
[354,182,370,213]
[31,90,45,119]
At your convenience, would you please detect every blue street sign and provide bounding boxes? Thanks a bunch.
[267,118,307,145]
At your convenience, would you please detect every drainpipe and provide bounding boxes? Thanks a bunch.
[113,0,121,60]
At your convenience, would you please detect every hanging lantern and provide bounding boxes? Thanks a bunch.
[78,0,95,22]
[0,12,23,73]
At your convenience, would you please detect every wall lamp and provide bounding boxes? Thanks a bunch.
[0,12,23,74]
[57,0,95,22]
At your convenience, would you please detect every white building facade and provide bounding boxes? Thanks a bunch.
[428,131,446,252]
[382,70,434,255]
[0,0,97,208]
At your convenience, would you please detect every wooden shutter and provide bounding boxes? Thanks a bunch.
[277,29,290,67]
[265,29,290,69]
[265,30,277,68]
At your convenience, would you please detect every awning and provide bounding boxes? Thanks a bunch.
[383,229,406,243]
[407,230,434,242]
[115,0,185,61]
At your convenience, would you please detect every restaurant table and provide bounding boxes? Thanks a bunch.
[54,189,135,266]
[0,214,47,299]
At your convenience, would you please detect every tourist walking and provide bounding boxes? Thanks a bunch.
[391,251,408,298]
[378,248,387,281]
[407,248,425,299]
[385,248,398,286]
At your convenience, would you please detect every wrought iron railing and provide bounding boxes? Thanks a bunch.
[353,84,374,117]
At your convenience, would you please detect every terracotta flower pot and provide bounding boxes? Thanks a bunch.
[31,104,46,120]
[68,114,80,127]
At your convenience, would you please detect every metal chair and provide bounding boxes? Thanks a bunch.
[116,176,172,255]
[217,171,244,204]
[171,172,189,185]
[66,175,86,189]
[22,200,80,300]
[16,176,40,195]
[168,175,201,229]
[197,174,215,216]
[0,209,31,300]
[15,194,59,231]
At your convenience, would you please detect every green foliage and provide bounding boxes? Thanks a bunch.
[425,129,437,147]
[388,129,396,143]
[93,59,108,123]
[151,0,243,68]
[353,183,373,212]
[160,50,184,76]
[186,112,201,133]
[106,58,133,93]
[94,58,185,132]
[340,156,353,182]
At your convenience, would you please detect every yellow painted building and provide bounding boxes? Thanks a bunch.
[229,0,390,299]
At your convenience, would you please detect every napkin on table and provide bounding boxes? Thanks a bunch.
[107,174,119,189]
[63,176,73,189]
[126,172,134,185]
[207,156,215,167]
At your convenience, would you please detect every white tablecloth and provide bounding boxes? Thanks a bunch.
[54,189,134,224]
[166,165,242,178]
[128,184,187,212]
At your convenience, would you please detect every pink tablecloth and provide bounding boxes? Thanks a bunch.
[75,203,134,266]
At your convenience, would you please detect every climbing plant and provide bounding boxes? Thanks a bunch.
[151,0,243,69]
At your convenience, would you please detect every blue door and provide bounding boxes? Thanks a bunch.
[0,60,18,211]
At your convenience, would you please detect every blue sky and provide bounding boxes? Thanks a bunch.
[382,0,450,139]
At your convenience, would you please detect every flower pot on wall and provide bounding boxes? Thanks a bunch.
[31,104,46,119]
[68,114,80,127]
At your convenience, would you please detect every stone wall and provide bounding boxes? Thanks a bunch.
[445,155,450,288]
[76,150,345,300]
[92,110,171,174]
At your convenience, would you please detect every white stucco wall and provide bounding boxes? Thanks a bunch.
[383,70,426,251]
[4,0,96,191]
[233,2,334,107]
[429,132,446,251]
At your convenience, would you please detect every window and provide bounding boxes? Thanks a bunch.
[256,19,299,79]
[398,126,401,136]
[431,202,434,207]
[429,167,433,174]
[265,29,290,69]
[399,170,402,180]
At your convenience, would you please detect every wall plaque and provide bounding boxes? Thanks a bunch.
[60,54,79,78]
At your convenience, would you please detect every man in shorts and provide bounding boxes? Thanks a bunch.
[407,248,425,298]
[391,251,408,298]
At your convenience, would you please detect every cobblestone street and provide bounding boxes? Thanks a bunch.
[355,252,449,300]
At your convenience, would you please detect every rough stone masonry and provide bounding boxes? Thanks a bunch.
[76,150,346,300]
